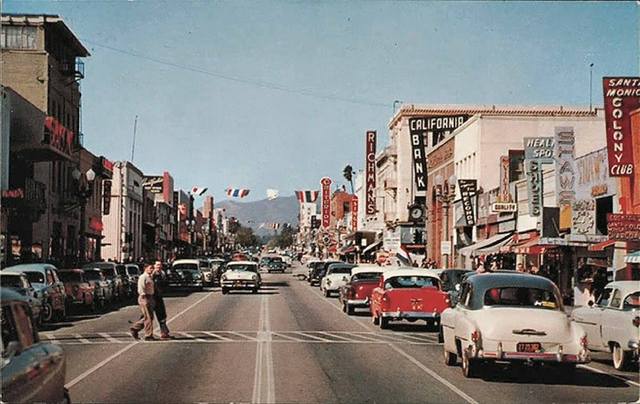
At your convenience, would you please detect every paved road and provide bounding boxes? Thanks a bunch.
[41,263,639,403]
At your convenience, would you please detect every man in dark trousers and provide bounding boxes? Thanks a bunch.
[153,260,173,339]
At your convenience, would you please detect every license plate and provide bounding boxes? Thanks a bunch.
[517,342,542,353]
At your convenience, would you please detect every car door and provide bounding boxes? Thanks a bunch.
[45,268,63,312]
[575,287,612,349]
[600,288,628,348]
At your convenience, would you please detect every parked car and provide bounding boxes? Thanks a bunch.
[167,259,204,290]
[57,269,97,312]
[81,268,112,308]
[439,269,473,306]
[125,264,141,297]
[309,261,343,286]
[2,264,66,323]
[305,260,322,280]
[441,273,590,378]
[572,281,639,370]
[0,273,43,327]
[0,288,69,403]
[320,263,356,297]
[84,262,126,302]
[220,261,261,294]
[339,265,385,315]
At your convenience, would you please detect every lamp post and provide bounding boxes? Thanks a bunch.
[72,168,96,265]
[434,173,456,269]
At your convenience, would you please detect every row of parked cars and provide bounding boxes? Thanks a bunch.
[306,260,639,377]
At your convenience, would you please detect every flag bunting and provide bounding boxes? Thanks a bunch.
[226,188,250,198]
[295,190,319,203]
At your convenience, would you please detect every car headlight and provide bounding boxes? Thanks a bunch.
[252,274,257,281]
[194,273,202,279]
[221,274,227,281]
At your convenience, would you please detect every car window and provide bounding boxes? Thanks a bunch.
[46,269,55,285]
[12,304,35,348]
[23,271,45,284]
[329,267,352,275]
[116,265,127,276]
[597,287,612,306]
[352,272,381,282]
[51,269,61,283]
[127,266,140,276]
[458,282,471,307]
[609,289,622,308]
[384,276,439,289]
[173,263,198,271]
[83,271,103,281]
[622,292,640,310]
[226,265,257,272]
[483,287,560,310]
[1,306,19,356]
[58,272,83,283]
[1,275,24,288]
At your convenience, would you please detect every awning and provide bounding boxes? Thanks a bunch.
[458,233,512,258]
[625,251,640,264]
[362,240,382,256]
[475,235,513,255]
[588,239,617,252]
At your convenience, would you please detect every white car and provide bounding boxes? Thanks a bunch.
[572,281,639,370]
[220,261,261,294]
[320,263,355,297]
[441,272,590,378]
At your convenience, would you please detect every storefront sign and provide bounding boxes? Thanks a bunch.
[383,227,401,252]
[591,184,608,197]
[44,116,74,157]
[1,188,24,199]
[603,77,640,177]
[524,137,555,162]
[441,240,451,255]
[555,127,576,230]
[572,199,596,235]
[320,177,332,228]
[102,180,112,215]
[409,115,469,147]
[498,156,512,202]
[607,213,640,241]
[365,131,376,215]
[143,176,163,193]
[492,202,517,213]
[526,159,543,217]
[458,179,477,226]
[408,119,428,191]
[350,195,358,232]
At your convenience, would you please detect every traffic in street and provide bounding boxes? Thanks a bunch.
[27,261,639,404]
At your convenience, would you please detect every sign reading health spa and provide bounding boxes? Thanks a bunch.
[603,77,640,177]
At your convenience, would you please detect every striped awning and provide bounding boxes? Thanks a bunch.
[458,233,512,258]
[625,251,640,264]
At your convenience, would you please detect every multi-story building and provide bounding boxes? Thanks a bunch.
[142,172,175,260]
[102,161,144,262]
[1,14,90,266]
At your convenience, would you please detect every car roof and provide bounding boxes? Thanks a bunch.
[383,269,440,279]
[352,265,386,275]
[57,268,84,273]
[172,259,201,265]
[3,263,55,273]
[0,287,29,304]
[227,261,257,266]
[604,281,639,296]
[84,262,117,269]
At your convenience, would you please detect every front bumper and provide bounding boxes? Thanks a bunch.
[380,311,440,320]
[221,281,259,289]
[168,280,203,287]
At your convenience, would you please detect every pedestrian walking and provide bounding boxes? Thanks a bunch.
[130,264,156,341]
[153,260,173,339]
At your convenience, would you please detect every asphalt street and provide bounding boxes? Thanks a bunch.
[41,263,640,403]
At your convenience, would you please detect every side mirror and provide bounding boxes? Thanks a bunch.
[588,300,594,307]
[4,340,22,358]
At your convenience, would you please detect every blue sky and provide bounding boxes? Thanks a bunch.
[5,1,639,202]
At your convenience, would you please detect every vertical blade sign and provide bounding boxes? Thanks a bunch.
[365,131,377,215]
[321,177,332,228]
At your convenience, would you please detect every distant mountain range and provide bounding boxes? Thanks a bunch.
[215,195,299,235]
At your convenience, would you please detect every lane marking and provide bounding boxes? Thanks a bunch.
[74,334,91,344]
[98,332,120,343]
[202,331,233,341]
[252,295,276,404]
[65,291,213,389]
[388,344,478,404]
[578,364,640,388]
[180,331,206,342]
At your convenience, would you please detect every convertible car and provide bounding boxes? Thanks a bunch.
[441,273,590,378]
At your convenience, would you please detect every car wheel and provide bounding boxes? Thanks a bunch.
[444,347,457,366]
[380,316,390,330]
[461,349,479,378]
[438,326,444,343]
[612,343,632,370]
[221,288,228,295]
[252,288,258,294]
[372,313,380,326]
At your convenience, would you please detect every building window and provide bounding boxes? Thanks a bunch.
[1,26,37,50]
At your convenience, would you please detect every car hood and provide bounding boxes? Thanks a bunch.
[224,270,258,280]
[472,307,574,343]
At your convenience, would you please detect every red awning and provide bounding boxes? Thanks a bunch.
[588,239,616,252]
[510,235,557,255]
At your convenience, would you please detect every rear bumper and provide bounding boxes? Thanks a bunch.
[470,344,590,364]
[380,311,440,320]
[346,298,369,307]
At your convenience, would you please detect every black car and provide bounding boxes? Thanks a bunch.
[439,269,473,305]
[308,261,343,286]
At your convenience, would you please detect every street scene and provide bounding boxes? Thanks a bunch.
[0,1,639,403]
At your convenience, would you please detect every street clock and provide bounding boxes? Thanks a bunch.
[408,203,425,223]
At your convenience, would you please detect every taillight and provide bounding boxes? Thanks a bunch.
[471,330,480,343]
[580,335,588,348]
[348,287,355,298]
[633,317,640,327]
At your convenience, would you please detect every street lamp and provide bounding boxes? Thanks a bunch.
[73,168,96,265]
[434,173,456,269]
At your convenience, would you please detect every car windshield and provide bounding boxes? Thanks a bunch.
[58,272,83,283]
[1,275,23,288]
[484,287,560,310]
[328,267,352,275]
[385,276,439,289]
[83,271,102,281]
[226,264,257,272]
[352,272,381,282]
[24,271,45,284]
[173,263,198,271]
[127,266,140,276]
[623,292,640,310]
[101,267,116,278]
[116,265,127,276]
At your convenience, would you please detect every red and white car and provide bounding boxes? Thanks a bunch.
[370,268,450,329]
[338,265,385,315]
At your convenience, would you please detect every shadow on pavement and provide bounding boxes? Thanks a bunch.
[163,289,199,297]
[262,281,290,287]
[476,363,631,387]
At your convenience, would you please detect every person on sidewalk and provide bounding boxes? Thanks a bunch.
[130,264,156,341]
[153,260,173,339]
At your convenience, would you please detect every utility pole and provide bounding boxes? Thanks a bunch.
[131,115,138,162]
[589,63,594,112]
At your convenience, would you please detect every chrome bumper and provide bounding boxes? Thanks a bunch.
[221,281,258,289]
[346,298,369,306]
[471,344,590,364]
[380,311,439,320]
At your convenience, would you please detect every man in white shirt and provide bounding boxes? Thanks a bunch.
[130,264,156,340]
